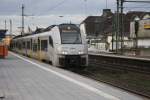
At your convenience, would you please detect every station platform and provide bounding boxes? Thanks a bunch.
[88,51,150,61]
[0,52,148,100]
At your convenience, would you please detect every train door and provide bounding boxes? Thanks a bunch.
[26,40,30,56]
[48,36,55,64]
[37,37,41,60]
[34,38,38,59]
[25,40,27,55]
[30,39,33,57]
[40,39,48,61]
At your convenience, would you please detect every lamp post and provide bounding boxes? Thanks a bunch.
[134,17,140,55]
[10,19,12,35]
[21,4,24,36]
[4,20,7,30]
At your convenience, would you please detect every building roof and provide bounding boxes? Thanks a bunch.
[81,10,150,37]
[81,11,115,36]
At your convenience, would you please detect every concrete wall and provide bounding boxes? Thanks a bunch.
[140,49,150,56]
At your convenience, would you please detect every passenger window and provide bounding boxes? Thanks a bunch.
[38,38,40,50]
[31,39,32,49]
[33,43,38,52]
[22,41,25,49]
[49,36,53,47]
[27,41,30,49]
[41,40,48,51]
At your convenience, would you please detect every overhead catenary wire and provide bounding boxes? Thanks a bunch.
[124,0,150,3]
[125,7,150,8]
[37,0,68,16]
[124,2,150,8]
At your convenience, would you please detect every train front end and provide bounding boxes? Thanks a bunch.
[57,24,88,67]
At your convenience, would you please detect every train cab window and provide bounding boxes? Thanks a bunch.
[60,29,82,44]
[41,40,48,51]
[49,36,54,47]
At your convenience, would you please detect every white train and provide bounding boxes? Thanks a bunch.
[11,24,88,67]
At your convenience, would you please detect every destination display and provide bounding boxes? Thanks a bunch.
[62,30,77,33]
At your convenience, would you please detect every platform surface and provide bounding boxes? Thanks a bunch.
[0,52,148,100]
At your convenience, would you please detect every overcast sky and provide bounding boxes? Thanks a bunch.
[0,0,149,35]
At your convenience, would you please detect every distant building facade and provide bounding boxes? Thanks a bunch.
[130,13,150,56]
[80,9,114,37]
[80,9,150,56]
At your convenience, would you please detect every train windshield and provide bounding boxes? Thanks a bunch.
[61,30,82,44]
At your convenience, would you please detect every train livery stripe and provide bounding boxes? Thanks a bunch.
[10,52,120,100]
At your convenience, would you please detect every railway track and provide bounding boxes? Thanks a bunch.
[67,67,150,99]
[79,69,150,99]
[85,55,150,98]
[64,56,150,99]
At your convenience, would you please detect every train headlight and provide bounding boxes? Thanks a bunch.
[62,51,68,55]
[78,51,84,54]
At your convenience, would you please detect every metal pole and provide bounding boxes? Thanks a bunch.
[124,0,150,3]
[10,19,12,35]
[106,0,108,9]
[22,4,24,36]
[116,0,120,53]
[120,0,124,54]
[112,17,114,51]
[4,20,6,30]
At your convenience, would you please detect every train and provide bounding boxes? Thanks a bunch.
[11,24,88,67]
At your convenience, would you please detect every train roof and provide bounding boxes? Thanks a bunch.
[22,31,52,39]
[13,25,55,40]
[58,24,79,30]
[13,23,79,40]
